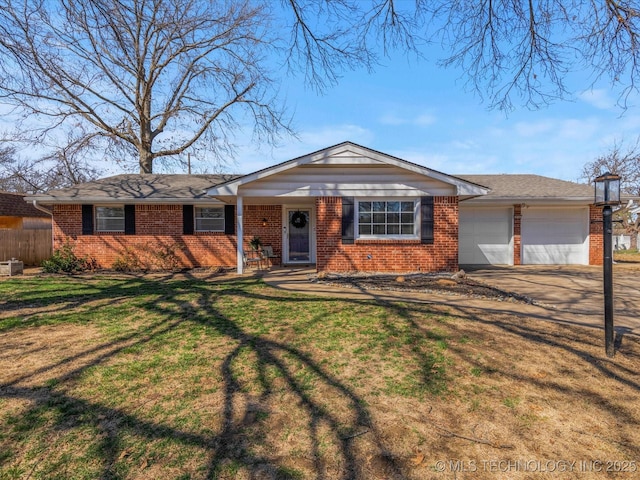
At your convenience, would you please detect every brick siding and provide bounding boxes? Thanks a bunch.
[589,205,603,265]
[315,196,459,273]
[52,204,275,269]
[513,204,522,265]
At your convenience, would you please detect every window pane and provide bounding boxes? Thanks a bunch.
[197,207,223,219]
[401,212,414,224]
[95,207,124,232]
[373,201,385,212]
[359,212,371,223]
[401,202,414,212]
[195,207,224,231]
[196,218,224,231]
[356,200,417,237]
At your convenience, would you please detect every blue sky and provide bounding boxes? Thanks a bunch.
[3,26,639,185]
[228,48,640,184]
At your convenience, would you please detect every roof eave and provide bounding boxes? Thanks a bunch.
[462,196,595,205]
[25,197,225,205]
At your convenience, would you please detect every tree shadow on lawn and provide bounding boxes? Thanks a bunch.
[1,274,639,478]
[0,275,404,479]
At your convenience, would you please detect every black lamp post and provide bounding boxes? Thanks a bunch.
[594,172,621,357]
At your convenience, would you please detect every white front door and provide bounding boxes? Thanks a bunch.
[283,207,314,264]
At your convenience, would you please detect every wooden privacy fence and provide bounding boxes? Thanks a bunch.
[0,229,52,265]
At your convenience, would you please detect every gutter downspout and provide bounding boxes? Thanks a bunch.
[32,200,53,216]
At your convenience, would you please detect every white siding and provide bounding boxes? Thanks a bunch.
[238,165,457,197]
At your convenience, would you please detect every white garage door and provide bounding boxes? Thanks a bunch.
[459,207,512,264]
[522,207,588,265]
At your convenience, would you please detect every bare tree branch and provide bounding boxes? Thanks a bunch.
[0,0,292,173]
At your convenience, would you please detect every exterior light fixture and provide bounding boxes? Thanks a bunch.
[262,217,268,227]
[594,172,622,357]
[594,172,621,206]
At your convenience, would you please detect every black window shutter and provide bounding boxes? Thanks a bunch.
[81,205,94,235]
[421,196,434,244]
[341,197,355,244]
[224,205,235,234]
[183,205,194,235]
[124,205,136,234]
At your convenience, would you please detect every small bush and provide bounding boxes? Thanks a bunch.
[112,242,183,272]
[151,241,183,271]
[41,242,95,273]
[112,247,144,272]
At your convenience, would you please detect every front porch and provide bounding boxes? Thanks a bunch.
[237,202,317,274]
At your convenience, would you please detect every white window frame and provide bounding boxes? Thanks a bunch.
[95,205,125,232]
[194,206,225,232]
[355,198,420,240]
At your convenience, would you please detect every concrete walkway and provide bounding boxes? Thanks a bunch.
[262,266,640,338]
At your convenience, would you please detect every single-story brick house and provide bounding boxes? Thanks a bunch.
[25,142,603,273]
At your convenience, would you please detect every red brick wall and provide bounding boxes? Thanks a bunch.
[513,204,522,265]
[589,205,603,265]
[243,205,282,263]
[51,204,287,269]
[315,196,459,273]
[52,204,237,269]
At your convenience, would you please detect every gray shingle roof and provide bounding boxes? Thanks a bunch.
[458,174,593,200]
[0,191,51,217]
[24,172,596,204]
[25,174,241,204]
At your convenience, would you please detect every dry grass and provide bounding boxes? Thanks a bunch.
[0,273,639,479]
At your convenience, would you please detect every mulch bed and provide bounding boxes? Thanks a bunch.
[313,272,539,304]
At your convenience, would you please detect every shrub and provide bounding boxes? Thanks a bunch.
[112,247,144,272]
[41,242,95,273]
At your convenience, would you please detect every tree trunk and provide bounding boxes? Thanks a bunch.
[139,148,153,174]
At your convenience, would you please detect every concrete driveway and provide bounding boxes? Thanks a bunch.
[466,265,640,336]
[264,265,640,338]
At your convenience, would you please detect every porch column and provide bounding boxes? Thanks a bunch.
[236,196,244,274]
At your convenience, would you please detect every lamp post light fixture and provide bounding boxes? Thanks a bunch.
[594,172,621,358]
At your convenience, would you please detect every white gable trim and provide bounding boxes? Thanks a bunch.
[207,142,489,198]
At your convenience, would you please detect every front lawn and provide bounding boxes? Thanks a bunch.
[0,273,638,479]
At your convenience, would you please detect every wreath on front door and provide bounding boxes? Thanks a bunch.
[290,211,307,229]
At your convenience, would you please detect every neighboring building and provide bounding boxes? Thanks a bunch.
[0,191,51,230]
[1,191,53,265]
[25,142,602,273]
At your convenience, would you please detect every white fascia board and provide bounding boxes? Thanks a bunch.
[461,196,594,206]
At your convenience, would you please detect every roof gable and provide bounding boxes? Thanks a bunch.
[208,142,489,198]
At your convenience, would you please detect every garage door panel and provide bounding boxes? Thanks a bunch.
[522,208,588,265]
[459,207,512,265]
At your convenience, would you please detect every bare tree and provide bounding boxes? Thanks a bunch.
[581,138,640,196]
[0,0,294,174]
[289,1,640,110]
[0,132,101,193]
[581,138,640,236]
[2,1,640,177]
